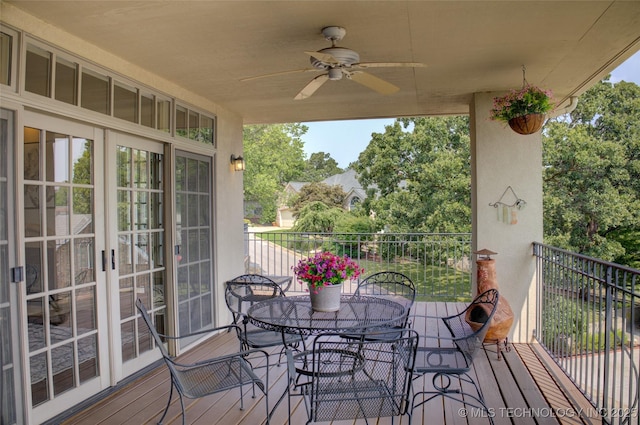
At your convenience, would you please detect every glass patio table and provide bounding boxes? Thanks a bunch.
[246,294,407,336]
[248,294,408,420]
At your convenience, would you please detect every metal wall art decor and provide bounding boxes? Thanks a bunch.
[489,186,526,225]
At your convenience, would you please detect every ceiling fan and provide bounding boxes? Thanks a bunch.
[240,26,426,100]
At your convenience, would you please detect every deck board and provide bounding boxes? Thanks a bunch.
[58,302,599,425]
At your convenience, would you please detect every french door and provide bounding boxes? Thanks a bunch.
[107,132,167,376]
[17,113,215,423]
[22,111,108,423]
[174,151,215,347]
[1,108,21,425]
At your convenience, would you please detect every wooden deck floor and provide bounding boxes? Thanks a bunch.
[58,302,604,425]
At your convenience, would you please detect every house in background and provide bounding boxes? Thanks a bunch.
[278,169,367,227]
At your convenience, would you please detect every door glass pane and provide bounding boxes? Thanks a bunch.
[81,69,109,114]
[24,185,42,238]
[175,152,213,346]
[45,132,69,182]
[77,334,98,383]
[23,125,98,408]
[55,57,77,105]
[24,127,41,180]
[76,287,97,335]
[48,239,70,290]
[30,353,49,406]
[73,187,94,234]
[46,186,68,236]
[72,137,93,185]
[117,144,165,364]
[25,44,51,97]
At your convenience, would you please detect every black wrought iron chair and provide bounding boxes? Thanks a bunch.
[225,274,304,359]
[285,329,419,425]
[350,271,417,339]
[411,288,499,424]
[135,299,269,425]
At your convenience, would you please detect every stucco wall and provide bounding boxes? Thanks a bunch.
[471,92,542,344]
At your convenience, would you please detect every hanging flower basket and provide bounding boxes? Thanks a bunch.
[489,67,554,135]
[508,113,545,135]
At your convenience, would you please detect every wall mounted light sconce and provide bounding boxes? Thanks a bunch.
[230,154,245,171]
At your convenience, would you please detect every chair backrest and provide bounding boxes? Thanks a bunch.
[225,274,284,320]
[136,298,171,360]
[443,288,499,361]
[307,329,418,421]
[354,271,416,321]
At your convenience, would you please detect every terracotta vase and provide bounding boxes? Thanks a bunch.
[508,113,545,135]
[475,258,514,343]
[308,282,342,312]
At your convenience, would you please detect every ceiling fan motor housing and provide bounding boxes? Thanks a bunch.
[309,47,360,69]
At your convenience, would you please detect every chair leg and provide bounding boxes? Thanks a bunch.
[178,392,186,425]
[158,381,174,424]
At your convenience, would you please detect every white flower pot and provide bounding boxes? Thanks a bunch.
[308,282,343,312]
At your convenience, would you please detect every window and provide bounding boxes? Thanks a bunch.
[1,31,12,86]
[114,81,138,123]
[176,104,215,146]
[81,69,109,115]
[55,57,77,105]
[140,93,154,128]
[25,44,51,97]
[20,36,216,142]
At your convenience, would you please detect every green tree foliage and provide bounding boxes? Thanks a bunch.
[243,124,307,223]
[353,116,471,233]
[290,182,347,216]
[292,201,345,233]
[302,152,343,182]
[543,79,640,264]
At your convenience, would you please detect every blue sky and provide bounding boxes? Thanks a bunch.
[301,51,640,169]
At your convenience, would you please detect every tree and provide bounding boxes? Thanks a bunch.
[243,124,307,223]
[353,116,471,233]
[290,182,347,216]
[543,79,640,265]
[301,152,343,182]
[292,201,345,233]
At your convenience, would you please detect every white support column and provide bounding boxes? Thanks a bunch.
[470,92,543,343]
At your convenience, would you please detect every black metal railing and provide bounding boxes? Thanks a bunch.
[533,242,639,425]
[245,230,473,301]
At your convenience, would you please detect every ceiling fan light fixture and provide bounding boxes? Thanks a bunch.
[328,68,342,80]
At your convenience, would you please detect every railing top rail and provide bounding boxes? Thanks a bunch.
[533,241,640,275]
[248,231,472,236]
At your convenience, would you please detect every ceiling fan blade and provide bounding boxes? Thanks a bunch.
[347,71,399,95]
[355,62,426,69]
[240,68,318,82]
[304,50,340,65]
[294,74,330,100]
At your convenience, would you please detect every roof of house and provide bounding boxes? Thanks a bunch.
[287,169,364,195]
